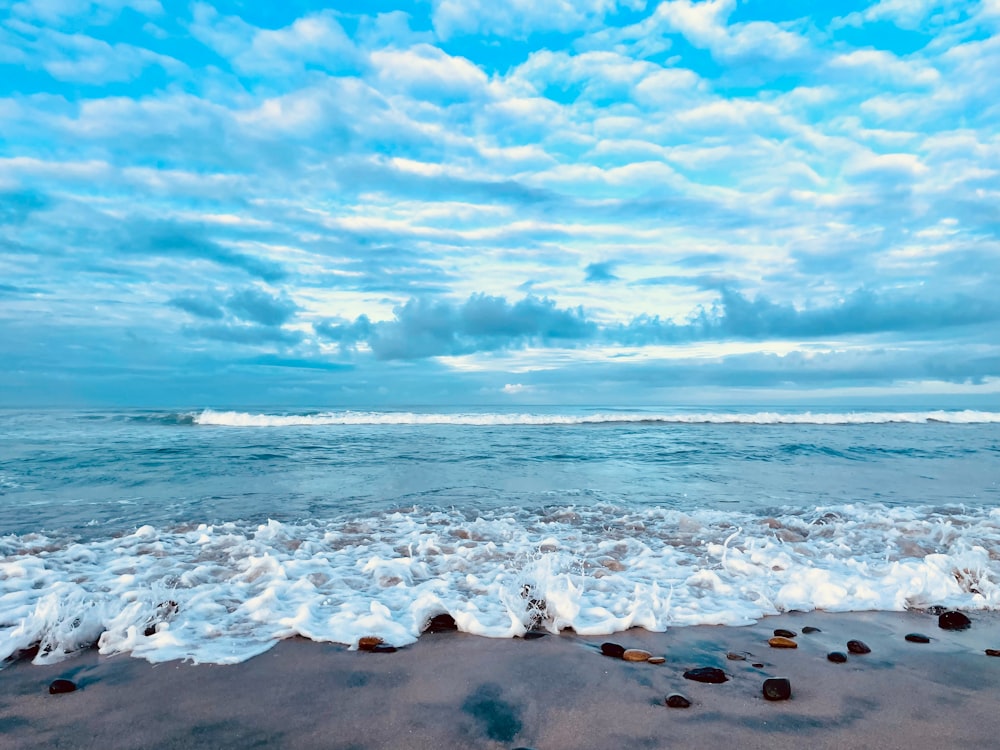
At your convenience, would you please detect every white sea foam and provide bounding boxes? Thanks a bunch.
[192,409,1000,427]
[3,504,1000,668]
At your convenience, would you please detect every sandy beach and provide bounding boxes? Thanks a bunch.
[3,609,999,749]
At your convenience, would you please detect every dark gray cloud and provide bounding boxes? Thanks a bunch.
[169,293,224,319]
[168,287,302,352]
[585,261,619,282]
[317,285,1000,361]
[313,315,374,350]
[317,293,596,359]
[144,231,287,282]
[609,286,1000,345]
[225,288,298,326]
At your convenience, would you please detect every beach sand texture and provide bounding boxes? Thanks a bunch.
[3,610,1000,750]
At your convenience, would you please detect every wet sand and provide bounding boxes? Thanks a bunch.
[3,610,1000,749]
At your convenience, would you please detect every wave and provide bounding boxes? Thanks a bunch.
[190,409,1000,427]
[3,502,998,668]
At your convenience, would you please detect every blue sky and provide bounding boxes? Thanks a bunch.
[1,0,998,407]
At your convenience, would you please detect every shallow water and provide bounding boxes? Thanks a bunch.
[1,407,999,666]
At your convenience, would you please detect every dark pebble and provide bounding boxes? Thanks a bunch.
[827,651,848,663]
[762,677,792,701]
[143,624,157,637]
[522,630,547,640]
[358,636,382,651]
[802,626,821,634]
[986,649,1000,657]
[938,611,972,631]
[370,644,397,653]
[48,679,76,695]
[751,663,765,668]
[847,640,871,654]
[683,667,728,684]
[665,693,692,708]
[773,628,797,638]
[424,613,458,633]
[905,633,931,644]
[601,642,626,658]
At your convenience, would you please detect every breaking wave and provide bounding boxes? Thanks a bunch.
[189,409,1000,427]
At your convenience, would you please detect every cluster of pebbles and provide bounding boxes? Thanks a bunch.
[43,609,990,705]
[591,608,985,710]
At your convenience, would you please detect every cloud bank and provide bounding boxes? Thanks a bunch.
[1,0,999,406]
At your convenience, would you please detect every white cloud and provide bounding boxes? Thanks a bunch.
[632,67,706,107]
[502,382,530,393]
[833,0,961,31]
[430,0,643,39]
[10,0,162,26]
[356,11,435,48]
[369,45,489,101]
[650,0,735,47]
[828,49,941,87]
[510,49,659,103]
[3,24,183,83]
[189,5,357,77]
[596,0,813,69]
[844,152,930,180]
[234,13,356,76]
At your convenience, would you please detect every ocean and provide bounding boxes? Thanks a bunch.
[2,407,999,667]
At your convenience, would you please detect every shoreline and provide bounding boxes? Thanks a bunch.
[3,610,1000,749]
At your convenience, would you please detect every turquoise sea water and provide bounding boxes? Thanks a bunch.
[1,407,999,666]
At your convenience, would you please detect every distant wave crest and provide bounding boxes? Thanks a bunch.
[190,409,1000,427]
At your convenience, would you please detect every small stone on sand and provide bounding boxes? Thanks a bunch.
[768,636,798,649]
[751,662,765,668]
[623,649,652,662]
[600,642,625,658]
[773,628,797,638]
[938,611,972,631]
[48,679,76,695]
[802,626,821,634]
[665,693,691,708]
[647,656,666,664]
[827,652,847,663]
[762,677,792,701]
[683,667,728,683]
[905,633,931,643]
[847,640,871,654]
[523,630,548,640]
[726,651,747,661]
[986,649,1000,657]
[358,636,383,651]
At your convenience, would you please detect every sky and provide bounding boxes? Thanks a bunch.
[1,0,999,408]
